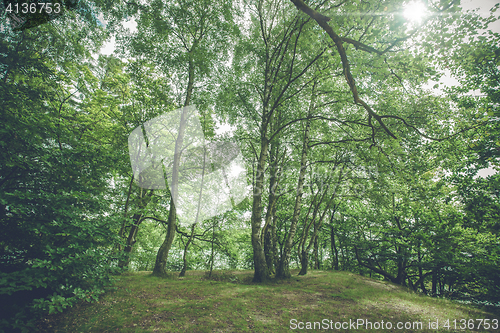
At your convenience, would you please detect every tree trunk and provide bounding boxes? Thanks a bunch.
[276,107,312,279]
[313,235,319,269]
[248,6,323,281]
[209,218,216,277]
[118,213,142,268]
[179,139,208,277]
[417,244,427,294]
[251,135,270,282]
[119,188,153,268]
[298,250,309,275]
[152,201,177,277]
[331,228,339,271]
[395,245,406,285]
[264,226,274,274]
[297,173,340,276]
[271,208,279,273]
[330,211,340,271]
[393,216,407,286]
[263,140,280,275]
[152,54,195,277]
[432,269,438,295]
[179,224,196,277]
[118,175,135,252]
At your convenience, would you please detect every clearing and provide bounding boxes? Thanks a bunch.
[37,270,499,332]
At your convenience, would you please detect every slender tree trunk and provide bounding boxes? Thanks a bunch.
[152,54,196,277]
[297,199,319,276]
[331,228,339,270]
[313,235,319,269]
[118,175,135,252]
[340,238,346,270]
[209,218,216,277]
[298,207,323,276]
[264,226,274,274]
[276,106,312,279]
[272,206,279,271]
[393,215,407,286]
[297,171,341,276]
[152,201,177,277]
[249,5,323,281]
[417,244,427,294]
[395,245,406,285]
[329,210,340,270]
[251,132,270,282]
[432,269,438,295]
[263,140,280,274]
[118,213,142,268]
[179,142,207,277]
[179,224,196,277]
[119,188,153,268]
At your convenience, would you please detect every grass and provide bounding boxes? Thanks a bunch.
[36,270,499,332]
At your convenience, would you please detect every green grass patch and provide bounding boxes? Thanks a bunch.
[36,270,499,332]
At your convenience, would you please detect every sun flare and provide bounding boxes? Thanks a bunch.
[403,1,428,23]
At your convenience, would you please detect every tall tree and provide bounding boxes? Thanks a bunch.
[222,0,328,281]
[123,0,237,276]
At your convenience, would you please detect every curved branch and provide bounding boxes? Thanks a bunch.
[289,0,397,139]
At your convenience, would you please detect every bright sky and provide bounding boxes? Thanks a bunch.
[100,1,500,54]
[433,0,499,178]
[461,0,500,32]
[98,17,137,55]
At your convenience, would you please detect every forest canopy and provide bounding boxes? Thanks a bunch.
[1,0,499,331]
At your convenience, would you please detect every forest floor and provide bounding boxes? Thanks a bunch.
[36,270,499,332]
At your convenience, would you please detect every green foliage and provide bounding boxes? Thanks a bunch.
[0,12,125,332]
[1,0,499,329]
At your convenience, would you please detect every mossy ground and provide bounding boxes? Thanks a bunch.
[37,270,499,332]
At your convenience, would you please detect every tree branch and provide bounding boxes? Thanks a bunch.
[289,0,397,139]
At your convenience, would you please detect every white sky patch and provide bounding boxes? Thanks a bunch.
[97,17,138,56]
[100,35,116,55]
[422,1,499,95]
[476,167,498,178]
[215,122,236,136]
[243,211,251,220]
[123,17,138,32]
[461,0,500,33]
[422,69,461,95]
